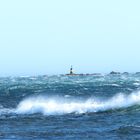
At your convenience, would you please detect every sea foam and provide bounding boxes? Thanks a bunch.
[14,91,140,115]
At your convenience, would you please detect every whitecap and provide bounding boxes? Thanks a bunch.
[14,91,140,115]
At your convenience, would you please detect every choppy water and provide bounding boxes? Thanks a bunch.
[1,73,140,139]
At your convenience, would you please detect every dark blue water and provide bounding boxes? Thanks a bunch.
[0,74,140,139]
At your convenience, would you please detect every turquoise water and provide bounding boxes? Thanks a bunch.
[0,74,140,139]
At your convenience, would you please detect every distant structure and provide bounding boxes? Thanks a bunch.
[66,66,76,75]
[110,71,121,75]
[70,66,74,75]
[65,66,101,76]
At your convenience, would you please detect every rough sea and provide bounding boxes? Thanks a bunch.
[0,73,140,139]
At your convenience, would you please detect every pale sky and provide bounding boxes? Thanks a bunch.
[0,0,140,76]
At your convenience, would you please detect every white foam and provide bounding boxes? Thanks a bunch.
[133,82,140,86]
[0,108,14,115]
[14,91,140,115]
[111,84,120,87]
[0,91,140,116]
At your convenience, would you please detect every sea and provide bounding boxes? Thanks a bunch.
[0,73,140,140]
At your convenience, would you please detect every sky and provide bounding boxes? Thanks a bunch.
[0,0,140,76]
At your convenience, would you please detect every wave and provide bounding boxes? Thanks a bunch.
[1,91,140,115]
[15,91,140,115]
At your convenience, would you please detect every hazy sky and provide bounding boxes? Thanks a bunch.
[0,0,140,76]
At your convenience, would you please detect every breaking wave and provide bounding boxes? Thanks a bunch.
[15,91,140,115]
[1,91,140,115]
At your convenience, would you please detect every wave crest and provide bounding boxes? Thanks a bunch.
[15,91,140,115]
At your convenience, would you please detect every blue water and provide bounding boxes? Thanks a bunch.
[1,74,140,139]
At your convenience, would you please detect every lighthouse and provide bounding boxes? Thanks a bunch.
[70,66,73,75]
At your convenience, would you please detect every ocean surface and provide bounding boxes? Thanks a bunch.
[1,73,140,139]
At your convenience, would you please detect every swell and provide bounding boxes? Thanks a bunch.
[0,91,140,116]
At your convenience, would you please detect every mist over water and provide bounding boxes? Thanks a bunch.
[1,74,140,139]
